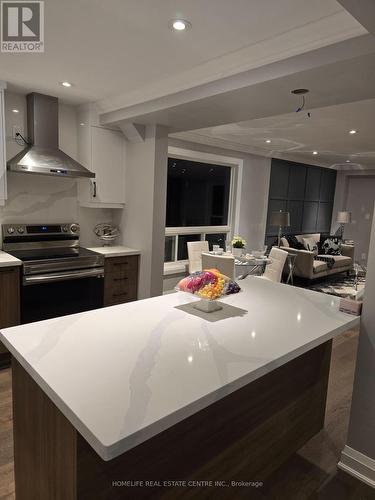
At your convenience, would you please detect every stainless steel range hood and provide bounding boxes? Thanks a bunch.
[7,93,95,178]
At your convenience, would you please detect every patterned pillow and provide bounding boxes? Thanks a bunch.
[320,237,341,255]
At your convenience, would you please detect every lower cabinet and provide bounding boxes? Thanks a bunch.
[0,266,20,363]
[104,255,139,306]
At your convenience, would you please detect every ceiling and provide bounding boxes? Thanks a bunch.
[0,0,366,106]
[172,98,375,169]
[1,0,373,171]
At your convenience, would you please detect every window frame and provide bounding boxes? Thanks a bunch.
[164,146,243,265]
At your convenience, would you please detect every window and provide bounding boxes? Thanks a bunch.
[165,157,233,263]
[166,158,231,227]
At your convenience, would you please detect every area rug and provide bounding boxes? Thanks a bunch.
[298,272,366,299]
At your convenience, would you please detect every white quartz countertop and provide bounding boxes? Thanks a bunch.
[0,250,22,267]
[0,278,359,461]
[86,246,140,257]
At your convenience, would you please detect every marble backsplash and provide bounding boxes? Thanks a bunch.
[0,173,114,248]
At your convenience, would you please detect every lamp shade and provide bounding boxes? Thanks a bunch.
[337,211,351,224]
[270,210,290,227]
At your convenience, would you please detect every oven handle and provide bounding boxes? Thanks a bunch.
[23,267,105,285]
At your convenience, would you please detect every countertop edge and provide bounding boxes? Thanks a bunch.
[0,251,22,267]
[86,246,141,258]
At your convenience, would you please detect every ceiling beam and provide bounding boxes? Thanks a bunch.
[99,35,375,132]
[117,122,145,142]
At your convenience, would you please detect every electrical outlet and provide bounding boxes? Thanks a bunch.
[361,253,367,261]
[12,125,22,139]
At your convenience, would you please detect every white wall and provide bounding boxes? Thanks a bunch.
[237,155,271,251]
[1,91,114,247]
[331,169,375,263]
[339,202,375,486]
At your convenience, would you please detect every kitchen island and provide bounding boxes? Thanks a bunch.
[0,278,359,499]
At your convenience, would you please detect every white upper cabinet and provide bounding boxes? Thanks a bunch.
[77,104,126,208]
[0,83,7,206]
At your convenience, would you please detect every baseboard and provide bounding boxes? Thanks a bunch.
[338,445,375,488]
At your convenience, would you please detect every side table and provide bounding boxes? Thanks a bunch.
[285,253,298,285]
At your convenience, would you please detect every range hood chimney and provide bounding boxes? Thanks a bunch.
[7,93,95,178]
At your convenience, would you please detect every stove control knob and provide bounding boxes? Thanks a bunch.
[62,225,68,232]
[70,223,79,233]
[17,226,25,234]
[7,227,15,234]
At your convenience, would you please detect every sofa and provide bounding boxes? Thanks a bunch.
[280,233,354,281]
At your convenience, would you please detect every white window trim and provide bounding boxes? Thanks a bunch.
[165,226,231,236]
[164,147,243,269]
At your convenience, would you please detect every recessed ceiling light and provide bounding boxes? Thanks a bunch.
[291,88,309,95]
[61,81,72,87]
[79,122,85,126]
[12,109,19,113]
[169,19,192,31]
[346,160,351,163]
[266,139,271,143]
[349,129,357,134]
[312,151,318,155]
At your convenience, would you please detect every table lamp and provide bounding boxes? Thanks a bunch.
[337,211,351,239]
[270,210,290,247]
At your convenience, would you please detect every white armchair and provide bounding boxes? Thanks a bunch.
[259,247,288,283]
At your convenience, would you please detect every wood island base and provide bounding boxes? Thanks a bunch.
[12,340,332,500]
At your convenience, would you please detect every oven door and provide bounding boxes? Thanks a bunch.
[21,267,104,324]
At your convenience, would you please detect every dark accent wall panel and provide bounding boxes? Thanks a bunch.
[320,168,337,202]
[302,202,319,233]
[317,202,332,233]
[288,164,307,200]
[305,167,322,201]
[287,200,304,234]
[268,161,290,199]
[266,159,336,242]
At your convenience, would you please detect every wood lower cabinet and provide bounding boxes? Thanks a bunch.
[104,255,139,306]
[0,266,20,365]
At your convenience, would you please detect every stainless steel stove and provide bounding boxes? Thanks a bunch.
[2,223,105,323]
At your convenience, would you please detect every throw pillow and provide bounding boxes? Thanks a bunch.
[280,237,289,247]
[302,236,318,254]
[320,237,341,255]
[285,235,305,250]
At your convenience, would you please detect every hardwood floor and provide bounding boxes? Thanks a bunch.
[0,329,374,500]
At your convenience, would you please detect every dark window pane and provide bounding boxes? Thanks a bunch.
[177,234,201,261]
[164,236,175,262]
[206,233,227,250]
[166,158,231,227]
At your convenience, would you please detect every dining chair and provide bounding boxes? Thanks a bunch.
[187,241,209,273]
[258,247,288,283]
[201,253,235,280]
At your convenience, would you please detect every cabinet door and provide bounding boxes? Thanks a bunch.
[104,256,139,306]
[91,127,125,204]
[0,267,20,354]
